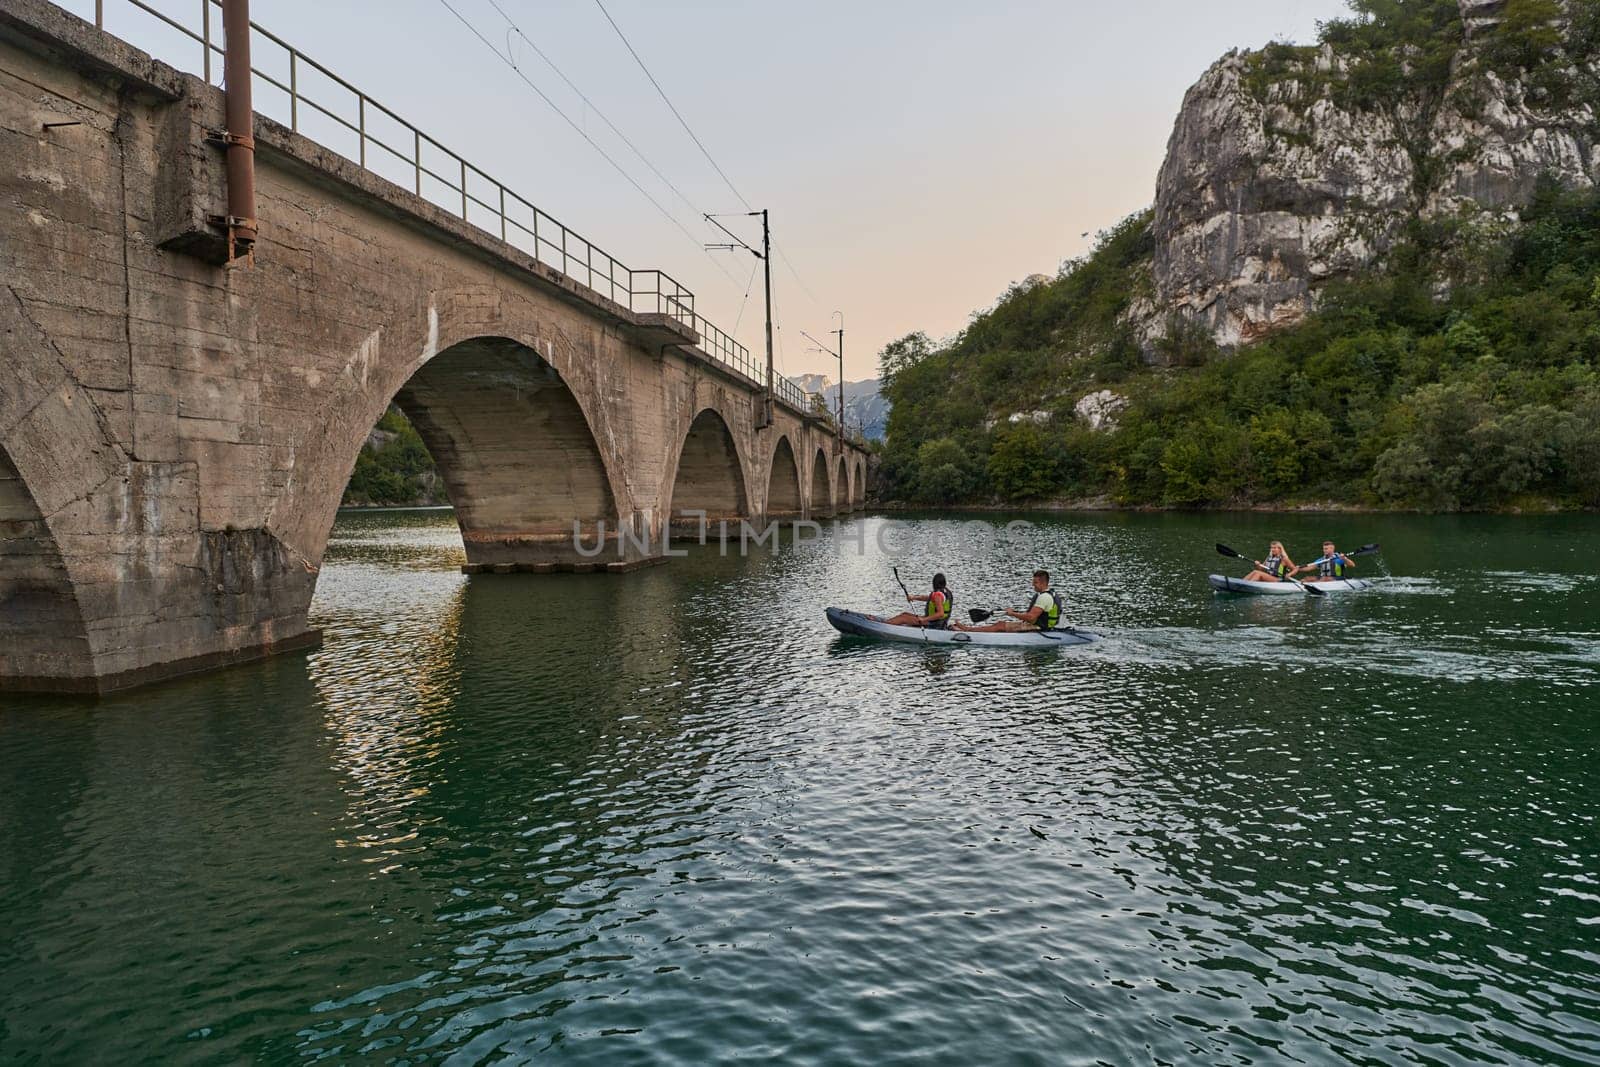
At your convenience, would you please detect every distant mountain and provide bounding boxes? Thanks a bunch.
[787,374,889,441]
[790,373,829,395]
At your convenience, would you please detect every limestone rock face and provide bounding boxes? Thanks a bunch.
[1146,3,1599,353]
[1074,390,1128,432]
[1459,0,1507,38]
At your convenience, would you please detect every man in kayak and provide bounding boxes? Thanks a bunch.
[1295,541,1357,583]
[953,570,1060,632]
[1241,540,1296,583]
[884,573,952,629]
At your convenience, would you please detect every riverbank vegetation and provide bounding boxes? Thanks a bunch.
[878,180,1600,512]
[343,406,445,507]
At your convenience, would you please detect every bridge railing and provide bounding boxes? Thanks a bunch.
[74,0,839,426]
[775,376,811,414]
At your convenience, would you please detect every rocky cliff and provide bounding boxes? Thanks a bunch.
[1145,0,1600,350]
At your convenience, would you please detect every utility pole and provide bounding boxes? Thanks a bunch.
[761,210,774,426]
[706,210,774,428]
[801,316,847,450]
[833,311,844,450]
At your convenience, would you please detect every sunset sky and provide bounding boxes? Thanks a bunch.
[79,0,1351,379]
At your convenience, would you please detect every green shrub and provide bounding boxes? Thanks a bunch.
[342,406,441,506]
[988,423,1060,501]
[1248,409,1303,497]
[913,437,983,505]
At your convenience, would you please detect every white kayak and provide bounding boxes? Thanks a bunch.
[1208,574,1372,595]
[826,607,1099,647]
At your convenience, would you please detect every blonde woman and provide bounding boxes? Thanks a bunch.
[1241,541,1295,583]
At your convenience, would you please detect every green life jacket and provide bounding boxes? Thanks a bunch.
[1318,554,1347,579]
[924,588,951,627]
[1028,589,1061,630]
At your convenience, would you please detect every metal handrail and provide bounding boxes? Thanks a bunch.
[77,0,843,419]
[775,375,811,414]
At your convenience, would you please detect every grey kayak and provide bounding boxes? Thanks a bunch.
[826,607,1099,647]
[1208,574,1372,595]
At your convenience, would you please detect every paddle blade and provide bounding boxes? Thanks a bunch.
[968,608,994,622]
[1354,542,1381,556]
[1215,543,1245,559]
[1302,582,1326,597]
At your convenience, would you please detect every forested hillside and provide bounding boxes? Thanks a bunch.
[342,407,445,507]
[879,0,1600,511]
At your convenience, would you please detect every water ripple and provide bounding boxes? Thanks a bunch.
[1,510,1597,1064]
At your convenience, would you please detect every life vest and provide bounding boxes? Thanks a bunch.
[924,588,952,627]
[1264,553,1289,578]
[1318,554,1346,579]
[1028,589,1061,630]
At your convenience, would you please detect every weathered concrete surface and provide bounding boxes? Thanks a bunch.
[0,0,866,693]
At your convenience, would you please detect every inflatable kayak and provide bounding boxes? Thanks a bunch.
[826,607,1098,647]
[1208,574,1372,595]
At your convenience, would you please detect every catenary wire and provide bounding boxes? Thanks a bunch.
[485,0,709,224]
[588,0,825,313]
[435,0,744,291]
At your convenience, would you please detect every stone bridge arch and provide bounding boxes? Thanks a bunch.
[766,436,803,520]
[809,447,833,519]
[286,289,634,574]
[663,406,750,533]
[395,336,619,566]
[0,445,94,684]
[0,278,169,691]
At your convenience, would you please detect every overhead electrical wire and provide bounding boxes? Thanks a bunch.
[589,0,825,314]
[591,0,751,213]
[730,260,759,336]
[484,0,707,224]
[434,0,743,292]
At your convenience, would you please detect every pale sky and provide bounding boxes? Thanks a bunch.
[79,0,1351,379]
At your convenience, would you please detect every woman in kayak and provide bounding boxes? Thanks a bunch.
[884,573,952,629]
[953,570,1060,633]
[1241,540,1296,583]
[1295,541,1356,583]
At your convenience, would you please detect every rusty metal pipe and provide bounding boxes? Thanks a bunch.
[221,0,257,261]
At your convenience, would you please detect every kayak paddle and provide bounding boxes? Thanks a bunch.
[1290,542,1380,584]
[1215,542,1324,597]
[892,566,913,603]
[966,607,1064,640]
[1303,542,1381,565]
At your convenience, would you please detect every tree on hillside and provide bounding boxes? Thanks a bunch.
[877,332,934,393]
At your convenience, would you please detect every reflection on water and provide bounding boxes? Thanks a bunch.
[1,508,1598,1064]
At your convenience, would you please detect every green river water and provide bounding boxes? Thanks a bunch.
[2,509,1598,1064]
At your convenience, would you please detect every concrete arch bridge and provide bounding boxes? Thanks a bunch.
[0,0,869,692]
